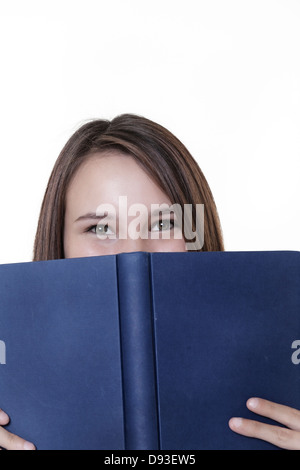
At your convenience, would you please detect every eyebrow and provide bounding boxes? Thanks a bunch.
[150,207,177,217]
[74,207,177,223]
[74,213,112,223]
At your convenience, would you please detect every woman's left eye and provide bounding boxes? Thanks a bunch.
[86,224,115,236]
[151,219,175,232]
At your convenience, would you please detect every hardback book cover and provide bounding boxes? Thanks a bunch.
[0,251,299,450]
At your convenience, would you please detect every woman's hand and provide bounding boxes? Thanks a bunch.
[229,398,300,450]
[0,409,35,451]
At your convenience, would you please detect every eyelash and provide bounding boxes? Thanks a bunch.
[85,224,112,235]
[151,218,175,232]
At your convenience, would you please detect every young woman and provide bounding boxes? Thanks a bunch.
[0,114,299,450]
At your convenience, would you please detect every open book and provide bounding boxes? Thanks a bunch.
[0,251,299,450]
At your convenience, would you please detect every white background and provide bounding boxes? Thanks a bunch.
[0,0,299,264]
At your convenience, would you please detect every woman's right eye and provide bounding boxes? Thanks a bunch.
[87,224,115,237]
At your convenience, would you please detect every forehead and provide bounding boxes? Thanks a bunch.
[65,152,171,214]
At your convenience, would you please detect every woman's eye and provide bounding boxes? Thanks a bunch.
[151,219,175,232]
[87,224,115,236]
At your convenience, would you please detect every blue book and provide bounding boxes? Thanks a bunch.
[0,251,299,450]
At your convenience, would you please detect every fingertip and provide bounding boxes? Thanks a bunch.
[247,397,260,410]
[23,441,36,451]
[228,417,243,431]
[0,409,10,425]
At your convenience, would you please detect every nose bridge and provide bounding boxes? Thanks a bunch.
[121,236,149,253]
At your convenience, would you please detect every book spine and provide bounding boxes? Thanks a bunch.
[117,252,159,450]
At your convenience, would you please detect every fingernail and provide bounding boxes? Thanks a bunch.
[23,441,36,451]
[0,409,8,420]
[230,417,243,429]
[247,398,259,409]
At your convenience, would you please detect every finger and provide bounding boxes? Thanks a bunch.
[229,417,300,450]
[0,410,10,426]
[247,398,300,431]
[0,426,35,451]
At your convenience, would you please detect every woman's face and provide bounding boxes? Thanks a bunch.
[64,152,186,258]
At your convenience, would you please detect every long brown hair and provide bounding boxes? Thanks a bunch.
[33,114,224,260]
